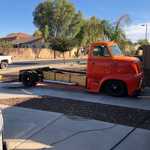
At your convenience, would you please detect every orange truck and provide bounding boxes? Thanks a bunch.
[19,41,143,97]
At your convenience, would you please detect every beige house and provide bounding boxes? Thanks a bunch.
[0,32,44,48]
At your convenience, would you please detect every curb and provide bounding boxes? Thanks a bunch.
[138,96,150,99]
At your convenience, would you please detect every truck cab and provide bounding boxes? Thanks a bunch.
[87,41,143,96]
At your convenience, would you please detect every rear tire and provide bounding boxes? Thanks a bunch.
[0,61,8,69]
[22,71,38,87]
[105,80,127,97]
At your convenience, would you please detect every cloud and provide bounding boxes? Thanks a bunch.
[124,23,150,42]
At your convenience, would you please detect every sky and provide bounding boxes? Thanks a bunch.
[0,0,150,42]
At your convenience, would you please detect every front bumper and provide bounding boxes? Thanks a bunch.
[128,72,144,96]
[139,78,143,89]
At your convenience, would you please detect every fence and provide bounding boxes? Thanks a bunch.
[0,47,78,61]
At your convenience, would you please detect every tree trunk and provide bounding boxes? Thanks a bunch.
[76,48,80,58]
[63,52,66,64]
[69,51,71,58]
[54,50,56,59]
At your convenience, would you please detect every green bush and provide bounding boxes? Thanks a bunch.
[0,40,13,48]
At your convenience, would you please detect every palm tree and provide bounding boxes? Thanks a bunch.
[84,16,102,44]
[113,15,130,41]
[101,15,130,41]
[100,15,130,50]
[100,20,114,40]
[74,17,103,57]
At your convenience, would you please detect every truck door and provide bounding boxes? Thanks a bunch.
[88,45,112,82]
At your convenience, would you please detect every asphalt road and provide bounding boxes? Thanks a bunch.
[9,58,86,68]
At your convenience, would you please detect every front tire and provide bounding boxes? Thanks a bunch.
[105,80,127,97]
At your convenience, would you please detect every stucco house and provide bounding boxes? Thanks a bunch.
[0,32,44,48]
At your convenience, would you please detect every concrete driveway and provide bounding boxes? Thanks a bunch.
[0,104,150,150]
[0,82,150,149]
[0,82,150,111]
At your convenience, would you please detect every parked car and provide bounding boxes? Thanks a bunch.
[0,54,12,69]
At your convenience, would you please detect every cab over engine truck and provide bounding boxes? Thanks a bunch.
[19,41,143,97]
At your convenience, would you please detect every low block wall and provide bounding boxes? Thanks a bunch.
[0,48,79,61]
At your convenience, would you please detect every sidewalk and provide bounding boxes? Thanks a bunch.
[1,82,150,111]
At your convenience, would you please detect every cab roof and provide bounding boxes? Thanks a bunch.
[91,41,116,47]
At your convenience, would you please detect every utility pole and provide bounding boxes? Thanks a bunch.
[145,24,148,40]
[141,24,148,40]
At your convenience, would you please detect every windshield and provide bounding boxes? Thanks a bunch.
[110,45,124,56]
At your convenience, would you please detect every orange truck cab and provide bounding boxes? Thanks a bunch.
[87,41,143,96]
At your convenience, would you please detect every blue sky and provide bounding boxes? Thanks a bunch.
[0,0,150,41]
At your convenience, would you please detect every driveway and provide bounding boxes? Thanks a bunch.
[0,82,150,149]
[0,82,150,111]
[0,104,150,150]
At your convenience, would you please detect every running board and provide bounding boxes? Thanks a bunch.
[43,80,76,86]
